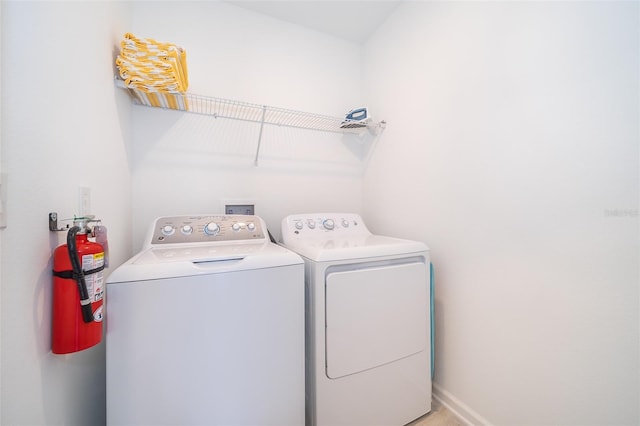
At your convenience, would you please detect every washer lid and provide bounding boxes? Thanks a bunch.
[106,241,303,284]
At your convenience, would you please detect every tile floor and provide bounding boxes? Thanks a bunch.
[408,399,464,426]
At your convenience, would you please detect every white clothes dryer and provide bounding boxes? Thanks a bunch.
[106,215,305,426]
[281,213,431,426]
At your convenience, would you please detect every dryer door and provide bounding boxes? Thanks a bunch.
[325,261,428,379]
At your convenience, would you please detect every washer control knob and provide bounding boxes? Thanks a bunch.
[232,223,241,232]
[295,221,303,230]
[181,225,193,235]
[342,219,349,228]
[204,222,220,236]
[161,225,174,236]
[307,219,316,229]
[247,223,256,231]
[323,219,335,230]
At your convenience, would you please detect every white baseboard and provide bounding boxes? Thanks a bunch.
[432,382,492,426]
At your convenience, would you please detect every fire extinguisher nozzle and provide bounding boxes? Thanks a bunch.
[67,226,95,323]
[81,302,95,323]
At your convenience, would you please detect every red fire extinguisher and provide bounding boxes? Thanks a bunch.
[52,221,105,354]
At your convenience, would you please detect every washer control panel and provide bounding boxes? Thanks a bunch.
[281,213,370,241]
[150,215,266,245]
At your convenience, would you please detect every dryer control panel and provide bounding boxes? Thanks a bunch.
[149,215,266,245]
[281,213,371,241]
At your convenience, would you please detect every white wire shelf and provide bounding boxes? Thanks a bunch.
[115,79,385,165]
[115,79,386,134]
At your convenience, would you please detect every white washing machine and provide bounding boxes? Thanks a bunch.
[281,213,431,426]
[106,215,305,426]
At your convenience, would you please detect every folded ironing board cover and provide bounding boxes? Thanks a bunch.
[116,33,189,111]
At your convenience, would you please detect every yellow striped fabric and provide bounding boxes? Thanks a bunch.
[116,33,189,111]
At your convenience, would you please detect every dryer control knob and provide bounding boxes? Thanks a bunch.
[295,221,303,230]
[232,223,241,232]
[247,223,256,231]
[204,222,220,236]
[181,225,193,235]
[323,219,335,230]
[342,219,349,228]
[161,225,174,236]
[307,219,316,229]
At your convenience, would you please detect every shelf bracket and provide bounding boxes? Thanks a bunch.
[254,106,267,166]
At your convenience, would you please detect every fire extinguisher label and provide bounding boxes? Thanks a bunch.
[93,305,104,322]
[82,252,105,303]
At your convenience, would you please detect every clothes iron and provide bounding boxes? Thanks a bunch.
[340,107,371,129]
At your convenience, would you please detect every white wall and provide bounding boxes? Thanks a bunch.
[0,3,3,421]
[1,2,132,424]
[0,2,370,424]
[2,2,637,425]
[364,2,639,425]
[128,1,369,248]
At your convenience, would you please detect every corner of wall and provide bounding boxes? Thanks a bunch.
[432,383,490,426]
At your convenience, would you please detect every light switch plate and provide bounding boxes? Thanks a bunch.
[0,173,7,229]
[78,186,91,217]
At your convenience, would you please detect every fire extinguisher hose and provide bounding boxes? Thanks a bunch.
[66,226,95,323]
